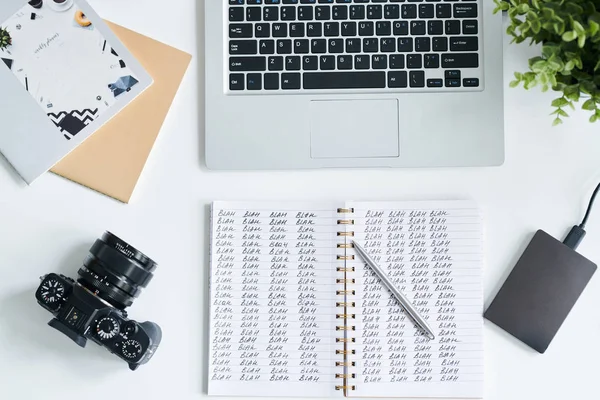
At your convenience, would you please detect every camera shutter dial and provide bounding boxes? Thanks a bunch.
[39,278,66,304]
[96,317,120,340]
[121,339,143,359]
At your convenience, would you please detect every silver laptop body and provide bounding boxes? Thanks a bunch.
[205,0,504,169]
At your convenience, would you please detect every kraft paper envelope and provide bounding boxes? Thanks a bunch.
[52,21,191,203]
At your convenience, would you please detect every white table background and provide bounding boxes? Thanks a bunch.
[1,0,599,398]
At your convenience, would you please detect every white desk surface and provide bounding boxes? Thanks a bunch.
[1,0,599,399]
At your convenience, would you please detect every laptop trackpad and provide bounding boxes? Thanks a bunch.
[310,99,399,159]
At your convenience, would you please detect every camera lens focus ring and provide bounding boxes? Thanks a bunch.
[89,241,154,287]
[77,232,157,310]
[82,257,142,298]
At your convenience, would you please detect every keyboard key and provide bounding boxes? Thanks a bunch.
[303,55,318,70]
[273,23,288,37]
[268,56,284,70]
[264,6,279,21]
[390,54,405,69]
[230,56,266,71]
[230,73,245,90]
[311,39,326,53]
[229,7,244,22]
[384,4,400,19]
[264,73,280,90]
[410,21,426,35]
[445,20,461,34]
[337,55,353,70]
[436,4,452,18]
[363,38,379,52]
[277,39,292,54]
[419,4,434,18]
[294,39,310,53]
[350,5,365,20]
[255,23,271,38]
[341,21,357,36]
[462,20,478,35]
[415,37,430,52]
[428,20,443,35]
[449,36,478,51]
[388,71,408,88]
[304,72,386,89]
[445,70,461,79]
[454,4,477,18]
[372,54,388,69]
[355,55,370,69]
[259,39,275,54]
[398,38,413,52]
[367,5,383,19]
[307,22,323,37]
[281,6,296,21]
[315,6,331,20]
[247,7,262,21]
[427,78,443,87]
[320,55,336,70]
[324,22,340,36]
[376,21,392,36]
[289,23,305,37]
[286,56,301,70]
[230,24,253,38]
[230,40,258,55]
[409,71,425,87]
[393,21,409,35]
[407,54,422,69]
[424,53,439,68]
[445,78,461,87]
[282,73,301,89]
[359,22,374,36]
[329,38,344,53]
[298,6,313,20]
[333,5,348,20]
[402,4,417,19]
[380,38,396,52]
[463,78,480,87]
[346,38,361,53]
[433,36,448,51]
[247,73,262,90]
[441,53,479,68]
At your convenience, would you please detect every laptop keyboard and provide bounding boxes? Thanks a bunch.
[226,0,483,93]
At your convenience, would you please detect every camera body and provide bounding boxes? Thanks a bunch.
[35,232,161,370]
[36,273,161,370]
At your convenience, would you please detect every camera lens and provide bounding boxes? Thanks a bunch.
[77,232,157,310]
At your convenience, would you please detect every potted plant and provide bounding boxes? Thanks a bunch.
[0,26,11,51]
[494,0,600,124]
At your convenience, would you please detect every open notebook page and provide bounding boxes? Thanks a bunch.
[344,201,484,398]
[208,202,342,398]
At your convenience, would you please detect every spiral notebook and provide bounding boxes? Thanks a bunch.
[209,201,484,398]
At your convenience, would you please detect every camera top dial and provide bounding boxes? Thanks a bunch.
[96,316,120,340]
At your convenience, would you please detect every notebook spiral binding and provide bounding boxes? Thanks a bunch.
[335,207,357,393]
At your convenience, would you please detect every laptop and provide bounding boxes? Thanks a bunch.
[205,0,504,169]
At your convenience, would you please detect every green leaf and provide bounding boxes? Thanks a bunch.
[516,3,530,13]
[551,97,569,107]
[509,80,520,88]
[582,99,596,110]
[557,109,569,117]
[553,117,563,126]
[589,20,599,36]
[562,30,577,42]
[565,60,575,71]
[573,20,585,35]
[578,34,587,48]
[590,114,598,123]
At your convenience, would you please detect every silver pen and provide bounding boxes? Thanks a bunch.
[353,240,435,341]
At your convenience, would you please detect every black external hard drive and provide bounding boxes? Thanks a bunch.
[484,230,597,353]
